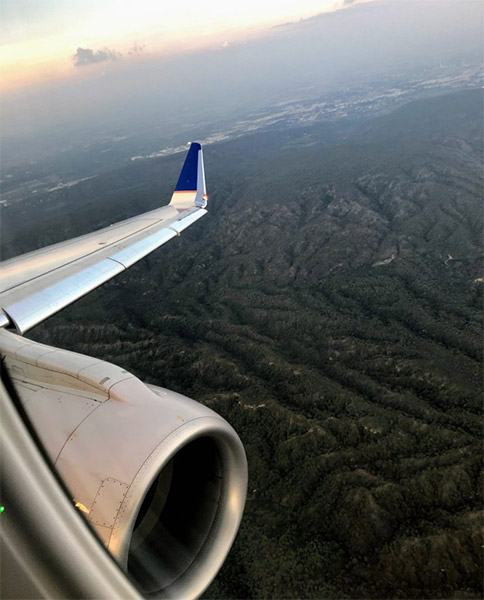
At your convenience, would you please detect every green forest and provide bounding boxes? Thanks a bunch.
[2,89,483,599]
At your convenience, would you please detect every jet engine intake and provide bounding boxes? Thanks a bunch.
[0,329,247,600]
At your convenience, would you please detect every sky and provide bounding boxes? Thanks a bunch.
[1,0,481,157]
[0,0,371,92]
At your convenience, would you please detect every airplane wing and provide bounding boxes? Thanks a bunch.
[0,142,208,334]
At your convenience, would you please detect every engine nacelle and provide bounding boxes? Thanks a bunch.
[0,329,247,599]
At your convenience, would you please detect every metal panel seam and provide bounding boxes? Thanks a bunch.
[9,378,105,402]
[106,257,128,269]
[52,400,107,466]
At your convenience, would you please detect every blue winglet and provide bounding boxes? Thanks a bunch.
[170,142,207,209]
[175,142,201,191]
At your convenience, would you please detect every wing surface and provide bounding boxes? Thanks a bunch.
[0,142,208,334]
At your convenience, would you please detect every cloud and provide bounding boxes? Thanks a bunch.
[73,47,121,67]
[128,43,145,55]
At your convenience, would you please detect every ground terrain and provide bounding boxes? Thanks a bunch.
[1,89,483,599]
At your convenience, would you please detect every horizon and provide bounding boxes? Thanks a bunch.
[1,0,481,161]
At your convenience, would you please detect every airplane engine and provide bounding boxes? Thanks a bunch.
[0,328,247,599]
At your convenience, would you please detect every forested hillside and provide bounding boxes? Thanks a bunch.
[3,89,483,598]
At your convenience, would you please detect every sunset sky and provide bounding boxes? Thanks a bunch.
[0,0,371,92]
[2,0,480,147]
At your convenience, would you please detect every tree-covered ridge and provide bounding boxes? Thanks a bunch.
[6,89,483,598]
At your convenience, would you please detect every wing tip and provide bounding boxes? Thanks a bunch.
[170,142,207,209]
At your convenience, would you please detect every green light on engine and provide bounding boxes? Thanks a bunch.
[0,506,5,514]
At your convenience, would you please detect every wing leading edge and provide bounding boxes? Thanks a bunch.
[0,143,208,334]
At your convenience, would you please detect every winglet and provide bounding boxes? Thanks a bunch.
[169,142,207,209]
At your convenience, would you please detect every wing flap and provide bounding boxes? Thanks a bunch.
[3,259,125,334]
[108,227,177,269]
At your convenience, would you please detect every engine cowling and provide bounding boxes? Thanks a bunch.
[0,329,247,599]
